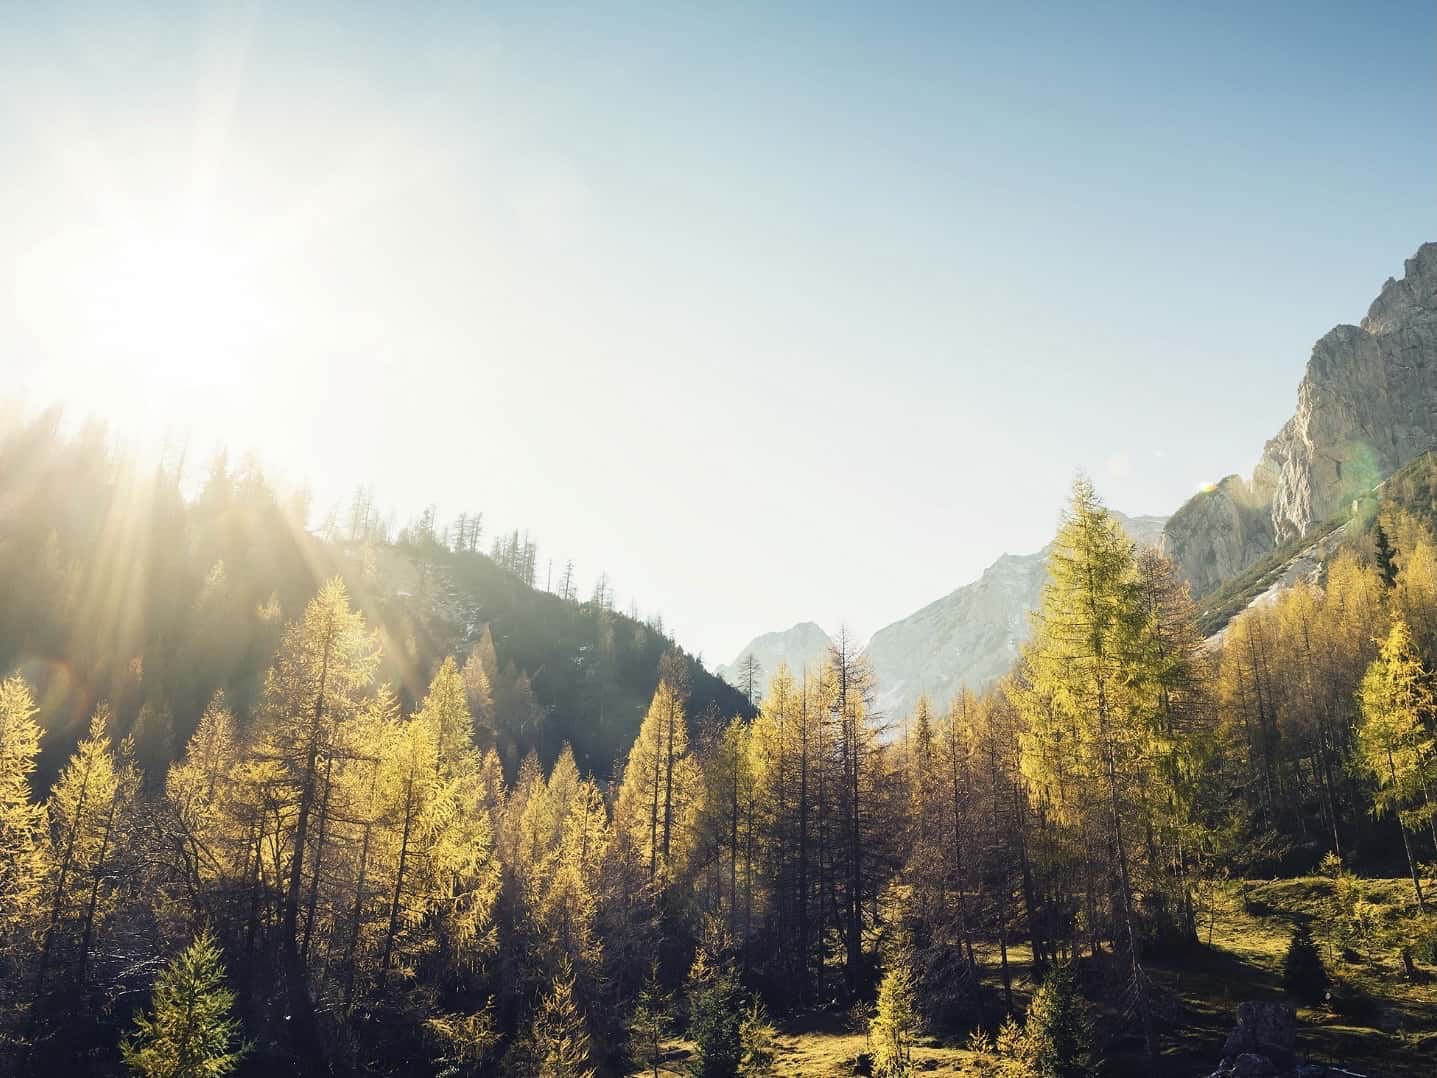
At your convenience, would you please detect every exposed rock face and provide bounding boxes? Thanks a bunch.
[864,547,1047,720]
[1162,474,1276,598]
[1166,242,1437,595]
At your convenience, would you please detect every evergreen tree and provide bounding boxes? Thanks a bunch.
[738,999,778,1077]
[871,963,919,1078]
[626,965,670,1078]
[1282,923,1328,1006]
[0,676,46,953]
[1395,534,1437,662]
[257,577,380,1064]
[1375,521,1398,589]
[121,931,248,1078]
[1021,965,1093,1078]
[530,960,595,1078]
[462,632,499,748]
[1356,620,1435,912]
[686,950,742,1078]
[616,673,697,884]
[736,654,764,708]
[825,627,881,996]
[1016,478,1172,1054]
[32,707,140,1009]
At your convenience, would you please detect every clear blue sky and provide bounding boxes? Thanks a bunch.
[5,2,1434,668]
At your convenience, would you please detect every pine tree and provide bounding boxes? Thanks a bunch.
[32,707,140,1007]
[616,674,697,884]
[1016,478,1160,1053]
[1021,965,1093,1078]
[871,963,919,1078]
[159,693,249,931]
[463,632,500,748]
[1356,620,1435,912]
[736,654,764,708]
[686,949,742,1078]
[738,999,778,1077]
[1395,534,1437,662]
[419,659,503,973]
[825,627,879,995]
[0,676,46,951]
[257,577,379,1064]
[121,931,248,1078]
[1375,521,1398,589]
[531,960,595,1078]
[627,965,670,1078]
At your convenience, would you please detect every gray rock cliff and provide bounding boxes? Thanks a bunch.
[1165,242,1437,595]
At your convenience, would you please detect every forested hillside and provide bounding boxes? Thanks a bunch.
[3,407,1436,1076]
[0,409,746,789]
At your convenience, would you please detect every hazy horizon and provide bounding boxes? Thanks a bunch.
[6,2,1435,666]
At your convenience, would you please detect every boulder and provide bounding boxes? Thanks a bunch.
[1204,1000,1369,1078]
[1221,1001,1297,1067]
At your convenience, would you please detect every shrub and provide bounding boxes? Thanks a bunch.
[738,1000,778,1076]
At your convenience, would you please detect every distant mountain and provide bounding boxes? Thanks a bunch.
[725,245,1437,724]
[720,514,1165,722]
[717,621,833,693]
[1162,242,1437,596]
[863,512,1167,720]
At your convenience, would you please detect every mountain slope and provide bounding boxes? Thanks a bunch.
[722,514,1167,721]
[1163,242,1437,596]
[1197,448,1437,641]
[0,412,748,786]
[863,512,1167,719]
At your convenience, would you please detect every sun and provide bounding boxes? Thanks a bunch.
[90,221,258,382]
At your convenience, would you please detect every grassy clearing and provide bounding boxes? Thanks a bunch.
[745,877,1436,1077]
[650,1016,978,1076]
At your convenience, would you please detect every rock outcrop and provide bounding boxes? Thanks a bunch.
[1165,242,1437,595]
[1161,474,1277,598]
[1204,1002,1365,1078]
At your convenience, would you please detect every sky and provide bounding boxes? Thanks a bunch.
[4,2,1435,669]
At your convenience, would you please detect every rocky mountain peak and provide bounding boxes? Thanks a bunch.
[1164,242,1437,593]
[1362,240,1437,334]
